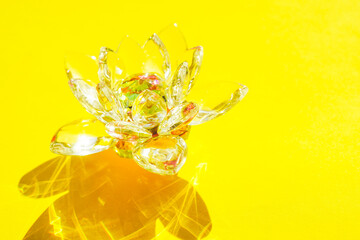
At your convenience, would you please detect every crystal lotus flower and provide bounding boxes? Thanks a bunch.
[50,24,248,175]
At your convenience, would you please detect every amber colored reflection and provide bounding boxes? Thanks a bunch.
[18,150,212,239]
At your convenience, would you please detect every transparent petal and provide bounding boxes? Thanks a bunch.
[105,121,152,141]
[96,82,126,120]
[65,54,123,123]
[158,102,199,135]
[143,33,171,80]
[180,46,203,96]
[68,78,102,114]
[158,23,188,75]
[187,82,248,125]
[68,79,121,124]
[116,36,147,77]
[115,73,166,111]
[133,135,187,175]
[132,90,167,129]
[65,54,99,84]
[98,47,126,89]
[166,62,189,109]
[50,119,116,156]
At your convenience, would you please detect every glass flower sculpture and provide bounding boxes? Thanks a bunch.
[50,24,248,175]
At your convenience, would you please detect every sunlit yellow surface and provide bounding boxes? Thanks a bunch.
[1,0,360,239]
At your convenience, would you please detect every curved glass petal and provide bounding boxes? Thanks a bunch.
[187,81,248,125]
[180,46,204,96]
[132,90,167,129]
[68,79,122,124]
[66,54,123,123]
[158,102,199,135]
[68,78,102,113]
[97,82,126,120]
[158,23,188,75]
[50,119,116,156]
[133,135,187,175]
[143,33,171,80]
[166,62,189,109]
[98,47,126,89]
[116,36,147,77]
[65,54,99,84]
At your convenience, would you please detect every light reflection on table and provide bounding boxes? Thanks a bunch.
[19,149,211,239]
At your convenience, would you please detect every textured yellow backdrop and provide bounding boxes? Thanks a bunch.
[1,0,360,239]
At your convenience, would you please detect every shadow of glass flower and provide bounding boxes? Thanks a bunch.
[18,150,212,239]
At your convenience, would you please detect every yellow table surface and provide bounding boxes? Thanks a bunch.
[1,0,360,239]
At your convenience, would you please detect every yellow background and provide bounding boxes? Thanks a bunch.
[1,0,360,239]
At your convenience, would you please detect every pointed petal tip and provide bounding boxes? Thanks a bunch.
[142,32,171,79]
[181,61,189,68]
[150,32,159,39]
[239,84,248,99]
[116,35,132,52]
[160,23,180,32]
[99,47,114,60]
[187,82,248,125]
[120,34,131,41]
[117,35,141,48]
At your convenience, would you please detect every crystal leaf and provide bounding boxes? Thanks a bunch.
[68,79,121,124]
[65,54,99,84]
[133,135,187,175]
[158,102,199,135]
[166,62,189,109]
[187,81,248,125]
[98,47,126,89]
[116,36,147,77]
[158,23,188,76]
[105,121,152,142]
[132,90,167,129]
[115,73,166,111]
[143,33,171,80]
[180,46,203,96]
[50,119,116,156]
